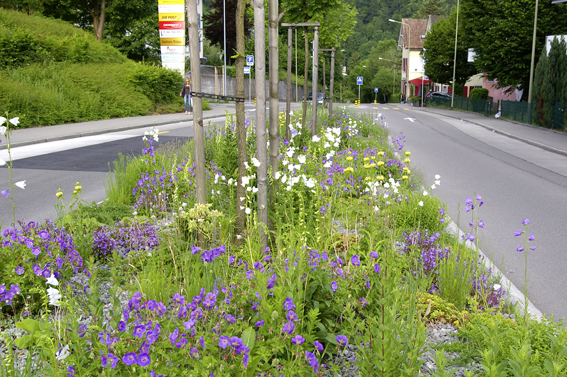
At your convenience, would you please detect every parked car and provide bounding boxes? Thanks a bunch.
[306,92,325,105]
[425,91,451,100]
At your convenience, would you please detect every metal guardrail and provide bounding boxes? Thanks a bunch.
[190,91,245,103]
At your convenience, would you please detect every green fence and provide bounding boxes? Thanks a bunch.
[500,100,532,125]
[428,96,494,117]
[552,102,565,131]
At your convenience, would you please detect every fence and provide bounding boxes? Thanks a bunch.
[427,96,494,117]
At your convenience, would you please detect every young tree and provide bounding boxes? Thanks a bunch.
[234,0,247,238]
[42,0,112,42]
[461,0,567,100]
[423,9,477,86]
[415,0,446,18]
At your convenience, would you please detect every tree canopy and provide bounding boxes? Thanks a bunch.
[423,9,477,86]
[461,0,567,98]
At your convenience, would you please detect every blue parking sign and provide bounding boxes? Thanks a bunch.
[357,76,363,85]
[246,55,254,66]
[374,87,379,93]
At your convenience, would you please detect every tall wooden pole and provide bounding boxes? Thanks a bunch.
[311,26,319,136]
[302,27,309,130]
[286,27,292,140]
[188,0,206,204]
[235,0,247,237]
[268,0,279,183]
[253,0,268,249]
[329,48,335,116]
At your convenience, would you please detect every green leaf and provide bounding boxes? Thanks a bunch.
[242,327,256,351]
[14,335,33,349]
[15,319,41,334]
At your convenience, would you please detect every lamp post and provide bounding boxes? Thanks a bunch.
[223,0,227,96]
[528,0,539,104]
[389,19,410,99]
[451,0,460,108]
[379,57,401,102]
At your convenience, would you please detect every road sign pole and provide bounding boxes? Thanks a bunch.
[249,72,251,103]
[358,85,360,101]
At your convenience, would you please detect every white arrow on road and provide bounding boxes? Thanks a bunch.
[404,117,416,123]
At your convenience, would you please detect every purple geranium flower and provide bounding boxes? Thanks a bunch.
[336,335,348,346]
[137,352,151,367]
[351,255,361,266]
[254,320,264,327]
[123,352,137,366]
[283,322,295,335]
[14,266,24,275]
[283,297,295,311]
[331,281,338,292]
[218,336,230,349]
[291,335,305,345]
[369,251,379,259]
[314,340,323,352]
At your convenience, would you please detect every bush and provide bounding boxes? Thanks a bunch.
[470,88,489,100]
[129,63,184,105]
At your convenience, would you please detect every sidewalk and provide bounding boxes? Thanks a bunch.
[0,103,235,150]
[419,106,567,157]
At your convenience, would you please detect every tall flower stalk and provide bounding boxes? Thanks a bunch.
[0,114,24,226]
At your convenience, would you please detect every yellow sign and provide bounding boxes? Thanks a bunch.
[160,37,185,46]
[159,13,184,21]
[158,0,184,4]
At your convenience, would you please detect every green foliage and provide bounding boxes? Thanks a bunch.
[415,0,447,18]
[0,8,126,69]
[470,88,489,100]
[128,62,184,105]
[461,0,567,95]
[389,192,447,234]
[423,8,477,86]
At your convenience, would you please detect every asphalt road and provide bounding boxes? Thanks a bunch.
[357,103,567,321]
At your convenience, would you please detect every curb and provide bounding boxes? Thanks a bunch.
[420,108,567,158]
[0,111,227,150]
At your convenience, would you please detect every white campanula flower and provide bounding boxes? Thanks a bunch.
[294,164,300,171]
[0,117,5,126]
[244,161,250,169]
[275,171,281,180]
[252,187,258,193]
[323,161,332,168]
[286,148,294,158]
[281,175,288,184]
[423,190,428,196]
[312,135,320,143]
[332,127,341,136]
[241,176,250,187]
[56,345,70,361]
[228,178,234,185]
[297,155,306,164]
[251,157,261,167]
[418,201,424,207]
[304,177,315,188]
[324,142,330,148]
[435,174,441,180]
[15,180,26,190]
[47,287,62,306]
[46,274,59,286]
[0,126,6,136]
[245,207,251,215]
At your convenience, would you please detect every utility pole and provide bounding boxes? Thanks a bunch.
[187,0,206,204]
[311,26,319,136]
[320,48,336,115]
[286,27,292,140]
[268,0,279,182]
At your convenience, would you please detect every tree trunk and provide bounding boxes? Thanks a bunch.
[188,0,206,205]
[235,0,247,238]
[253,0,268,250]
[90,0,106,42]
[302,27,309,129]
[268,0,279,186]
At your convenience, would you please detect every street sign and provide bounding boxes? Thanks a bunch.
[357,76,363,85]
[244,66,251,74]
[374,87,379,93]
[246,55,254,66]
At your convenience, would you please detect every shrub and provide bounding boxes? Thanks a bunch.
[470,88,489,100]
[128,63,184,105]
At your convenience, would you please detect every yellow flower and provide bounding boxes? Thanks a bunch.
[453,320,460,326]
[344,167,354,173]
[56,190,63,198]
[405,151,411,156]
[403,167,409,172]
[377,175,384,181]
[365,177,371,181]
[377,161,384,166]
[346,156,353,161]
[370,156,376,160]
[363,157,370,162]
[404,158,410,163]
[378,151,384,157]
[407,169,411,174]
[402,175,408,180]
[369,163,376,168]
[75,185,82,191]
[364,164,371,169]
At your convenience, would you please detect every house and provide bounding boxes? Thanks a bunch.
[395,18,429,99]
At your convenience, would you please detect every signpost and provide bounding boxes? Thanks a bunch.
[357,76,363,101]
[246,56,254,103]
[374,87,379,103]
[158,0,185,74]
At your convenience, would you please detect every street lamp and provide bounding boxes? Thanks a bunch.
[389,19,411,100]
[379,57,401,103]
[528,0,539,104]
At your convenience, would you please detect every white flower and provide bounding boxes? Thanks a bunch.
[239,197,245,202]
[251,157,261,167]
[241,176,250,187]
[240,206,245,210]
[15,180,26,190]
[294,164,300,171]
[494,284,501,291]
[0,117,5,126]
[228,178,233,185]
[244,161,250,169]
[56,345,70,361]
[236,235,242,240]
[430,184,437,190]
[423,190,428,196]
[304,178,316,188]
[312,135,320,143]
[374,206,379,212]
[0,126,5,136]
[324,142,330,148]
[245,207,251,215]
[252,187,258,193]
[9,117,19,126]
[281,175,288,183]
[418,201,424,207]
[275,171,281,180]
[435,174,441,180]
[286,148,294,158]
[246,186,252,192]
[47,287,61,306]
[297,155,306,164]
[384,183,390,188]
[46,274,59,286]
[323,161,332,168]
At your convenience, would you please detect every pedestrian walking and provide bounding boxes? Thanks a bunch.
[180,77,192,114]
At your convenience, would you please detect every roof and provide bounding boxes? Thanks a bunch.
[426,15,443,31]
[396,18,428,50]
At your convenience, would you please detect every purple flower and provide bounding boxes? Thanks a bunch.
[137,352,151,367]
[225,314,236,324]
[199,336,205,348]
[228,255,235,264]
[190,347,199,359]
[478,220,484,228]
[360,297,368,307]
[522,219,530,225]
[530,246,536,251]
[291,335,305,345]
[243,352,250,368]
[283,322,295,335]
[351,255,361,266]
[78,325,87,338]
[191,245,200,254]
[286,310,298,322]
[1,189,9,198]
[283,297,295,311]
[230,336,243,348]
[369,251,378,259]
[314,340,323,352]
[336,335,348,346]
[465,197,472,206]
[117,321,126,332]
[169,328,179,344]
[517,246,524,252]
[202,292,217,309]
[218,336,230,349]
[331,281,338,292]
[514,230,523,236]
[14,266,24,275]
[374,264,381,274]
[305,351,319,372]
[123,352,137,366]
[528,235,535,241]
[254,320,264,327]
[133,325,146,338]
